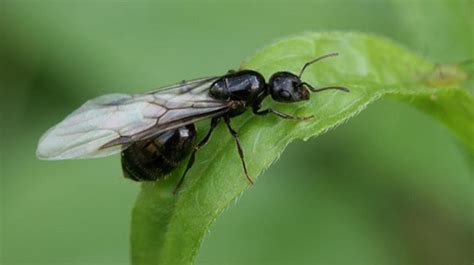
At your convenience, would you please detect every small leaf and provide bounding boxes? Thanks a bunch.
[130,32,473,265]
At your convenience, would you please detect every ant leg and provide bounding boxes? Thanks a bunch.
[223,116,254,185]
[227,69,237,74]
[173,117,220,194]
[253,108,313,120]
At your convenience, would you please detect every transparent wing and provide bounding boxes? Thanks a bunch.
[36,76,230,160]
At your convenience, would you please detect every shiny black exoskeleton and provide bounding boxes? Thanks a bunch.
[210,70,311,107]
[122,53,349,193]
[121,124,196,181]
[208,55,348,121]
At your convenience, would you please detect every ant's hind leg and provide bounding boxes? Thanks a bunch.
[223,116,254,185]
[173,117,221,194]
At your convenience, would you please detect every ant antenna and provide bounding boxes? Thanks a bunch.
[298,52,339,78]
[299,82,350,93]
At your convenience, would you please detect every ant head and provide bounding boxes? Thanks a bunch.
[268,71,309,102]
[268,52,349,103]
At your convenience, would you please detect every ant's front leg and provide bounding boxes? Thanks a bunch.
[252,106,313,120]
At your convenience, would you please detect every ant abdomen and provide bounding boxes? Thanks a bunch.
[121,124,196,181]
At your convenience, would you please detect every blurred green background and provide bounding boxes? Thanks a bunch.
[1,1,473,265]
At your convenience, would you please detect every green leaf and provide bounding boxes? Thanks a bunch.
[130,32,473,265]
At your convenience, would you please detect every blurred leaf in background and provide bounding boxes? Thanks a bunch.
[1,1,472,265]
